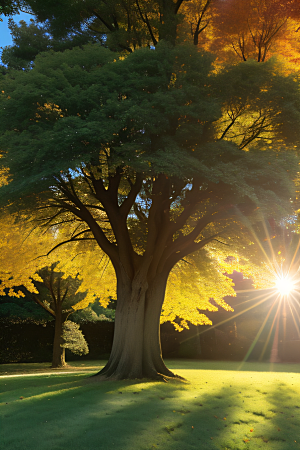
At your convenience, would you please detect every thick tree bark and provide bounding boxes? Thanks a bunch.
[94,270,181,381]
[142,273,179,379]
[98,274,146,379]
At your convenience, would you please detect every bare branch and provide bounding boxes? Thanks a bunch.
[31,294,56,317]
[43,237,96,257]
[193,0,211,45]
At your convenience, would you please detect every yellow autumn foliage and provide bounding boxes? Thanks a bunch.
[0,210,275,329]
[54,240,116,310]
[162,251,235,331]
[0,213,115,312]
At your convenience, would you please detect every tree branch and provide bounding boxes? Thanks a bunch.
[120,173,143,217]
[135,0,158,46]
[164,231,228,274]
[92,8,115,32]
[61,284,69,304]
[193,0,211,45]
[31,294,56,318]
[174,0,185,14]
[43,233,95,257]
[52,178,118,263]
[48,265,57,308]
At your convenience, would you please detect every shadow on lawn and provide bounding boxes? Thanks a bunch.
[264,382,300,445]
[202,384,300,449]
[1,373,300,450]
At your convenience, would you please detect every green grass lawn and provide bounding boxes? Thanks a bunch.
[1,360,300,450]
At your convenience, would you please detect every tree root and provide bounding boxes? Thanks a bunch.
[87,370,186,383]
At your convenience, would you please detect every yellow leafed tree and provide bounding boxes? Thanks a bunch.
[0,212,115,367]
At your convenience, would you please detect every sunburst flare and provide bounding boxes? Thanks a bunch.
[275,275,296,296]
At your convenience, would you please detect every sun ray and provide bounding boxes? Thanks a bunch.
[286,236,300,271]
[233,289,276,303]
[260,214,281,270]
[180,209,300,365]
[258,296,282,361]
[238,294,280,366]
[234,208,277,274]
[287,298,300,338]
[189,290,276,343]
[289,296,300,323]
[269,312,281,367]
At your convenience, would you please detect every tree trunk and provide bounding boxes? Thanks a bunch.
[94,271,182,381]
[96,272,147,379]
[51,310,67,368]
[159,1,178,45]
[142,273,180,379]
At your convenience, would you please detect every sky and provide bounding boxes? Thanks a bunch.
[0,11,32,54]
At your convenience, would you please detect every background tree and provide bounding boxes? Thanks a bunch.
[8,0,300,58]
[1,18,102,70]
[5,0,216,50]
[28,264,90,368]
[1,40,299,380]
[177,0,213,46]
[0,212,116,366]
[211,0,300,66]
[0,0,21,17]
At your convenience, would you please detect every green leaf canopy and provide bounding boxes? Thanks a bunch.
[1,42,299,211]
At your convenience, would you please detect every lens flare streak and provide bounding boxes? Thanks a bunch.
[275,276,296,296]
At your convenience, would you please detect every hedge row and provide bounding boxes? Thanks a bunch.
[2,320,296,364]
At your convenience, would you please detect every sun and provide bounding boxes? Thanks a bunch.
[275,276,296,296]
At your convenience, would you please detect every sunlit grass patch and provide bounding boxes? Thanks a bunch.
[1,360,300,450]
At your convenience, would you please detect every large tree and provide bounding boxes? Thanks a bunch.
[1,38,299,379]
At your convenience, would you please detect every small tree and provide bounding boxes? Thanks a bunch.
[0,213,115,367]
[29,264,89,368]
[61,321,89,357]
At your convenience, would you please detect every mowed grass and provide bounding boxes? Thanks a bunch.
[1,360,300,450]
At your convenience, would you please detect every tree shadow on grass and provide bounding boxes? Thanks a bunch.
[1,372,300,450]
[1,373,87,403]
[262,381,300,447]
[198,379,300,450]
[0,360,106,375]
